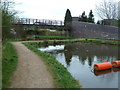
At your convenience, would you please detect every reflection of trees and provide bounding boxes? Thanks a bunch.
[64,49,72,66]
[64,43,118,67]
[80,56,87,65]
[88,57,93,66]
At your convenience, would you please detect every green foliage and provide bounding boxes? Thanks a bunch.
[2,42,18,88]
[97,20,100,24]
[1,0,17,41]
[79,10,94,23]
[23,42,81,88]
[88,10,94,23]
[80,39,120,45]
[64,9,72,25]
[2,10,13,41]
[27,29,66,36]
[79,11,87,22]
[1,0,26,41]
[33,35,76,40]
[0,43,2,89]
[14,24,27,40]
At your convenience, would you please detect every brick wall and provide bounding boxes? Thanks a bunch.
[68,21,119,39]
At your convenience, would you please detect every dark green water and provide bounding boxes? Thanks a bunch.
[38,42,119,88]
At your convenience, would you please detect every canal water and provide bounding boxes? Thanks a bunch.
[38,42,119,88]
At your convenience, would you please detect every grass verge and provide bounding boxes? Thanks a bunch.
[26,38,120,47]
[83,39,120,45]
[23,42,81,88]
[2,42,18,88]
[27,35,78,40]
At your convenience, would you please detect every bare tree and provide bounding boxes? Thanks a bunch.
[1,0,26,41]
[1,0,16,41]
[95,0,118,20]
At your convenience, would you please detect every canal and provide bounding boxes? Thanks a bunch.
[38,42,119,88]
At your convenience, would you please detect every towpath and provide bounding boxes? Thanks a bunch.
[10,42,54,88]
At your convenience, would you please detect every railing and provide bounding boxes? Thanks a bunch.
[12,18,64,26]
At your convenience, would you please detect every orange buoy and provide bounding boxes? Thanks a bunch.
[94,62,112,71]
[112,61,120,67]
[94,69,112,76]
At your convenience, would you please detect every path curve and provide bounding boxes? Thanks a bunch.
[10,42,54,88]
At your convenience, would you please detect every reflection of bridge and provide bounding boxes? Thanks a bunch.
[12,18,65,30]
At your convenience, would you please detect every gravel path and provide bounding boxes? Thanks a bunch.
[10,42,54,88]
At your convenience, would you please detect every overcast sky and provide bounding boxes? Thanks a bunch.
[14,0,119,22]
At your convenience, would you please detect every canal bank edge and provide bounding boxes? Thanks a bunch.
[22,38,120,46]
[23,42,82,88]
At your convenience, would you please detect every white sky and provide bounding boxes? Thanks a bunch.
[14,0,119,22]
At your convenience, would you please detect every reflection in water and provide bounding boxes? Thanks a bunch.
[113,67,120,72]
[94,69,112,76]
[88,57,92,66]
[38,42,119,88]
[38,45,64,52]
[64,43,118,67]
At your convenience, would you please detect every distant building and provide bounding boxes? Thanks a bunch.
[98,19,118,27]
[103,19,118,26]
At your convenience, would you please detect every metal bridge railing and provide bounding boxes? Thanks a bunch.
[12,18,64,26]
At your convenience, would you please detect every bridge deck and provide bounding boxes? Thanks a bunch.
[12,18,65,30]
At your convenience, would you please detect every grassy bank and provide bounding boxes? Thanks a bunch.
[2,42,18,88]
[26,38,120,47]
[0,63,1,89]
[23,42,81,88]
[83,39,120,45]
[27,35,77,40]
[27,35,120,41]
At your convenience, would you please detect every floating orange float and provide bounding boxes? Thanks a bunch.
[112,61,120,67]
[94,62,112,71]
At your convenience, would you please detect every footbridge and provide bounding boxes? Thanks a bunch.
[12,18,65,30]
